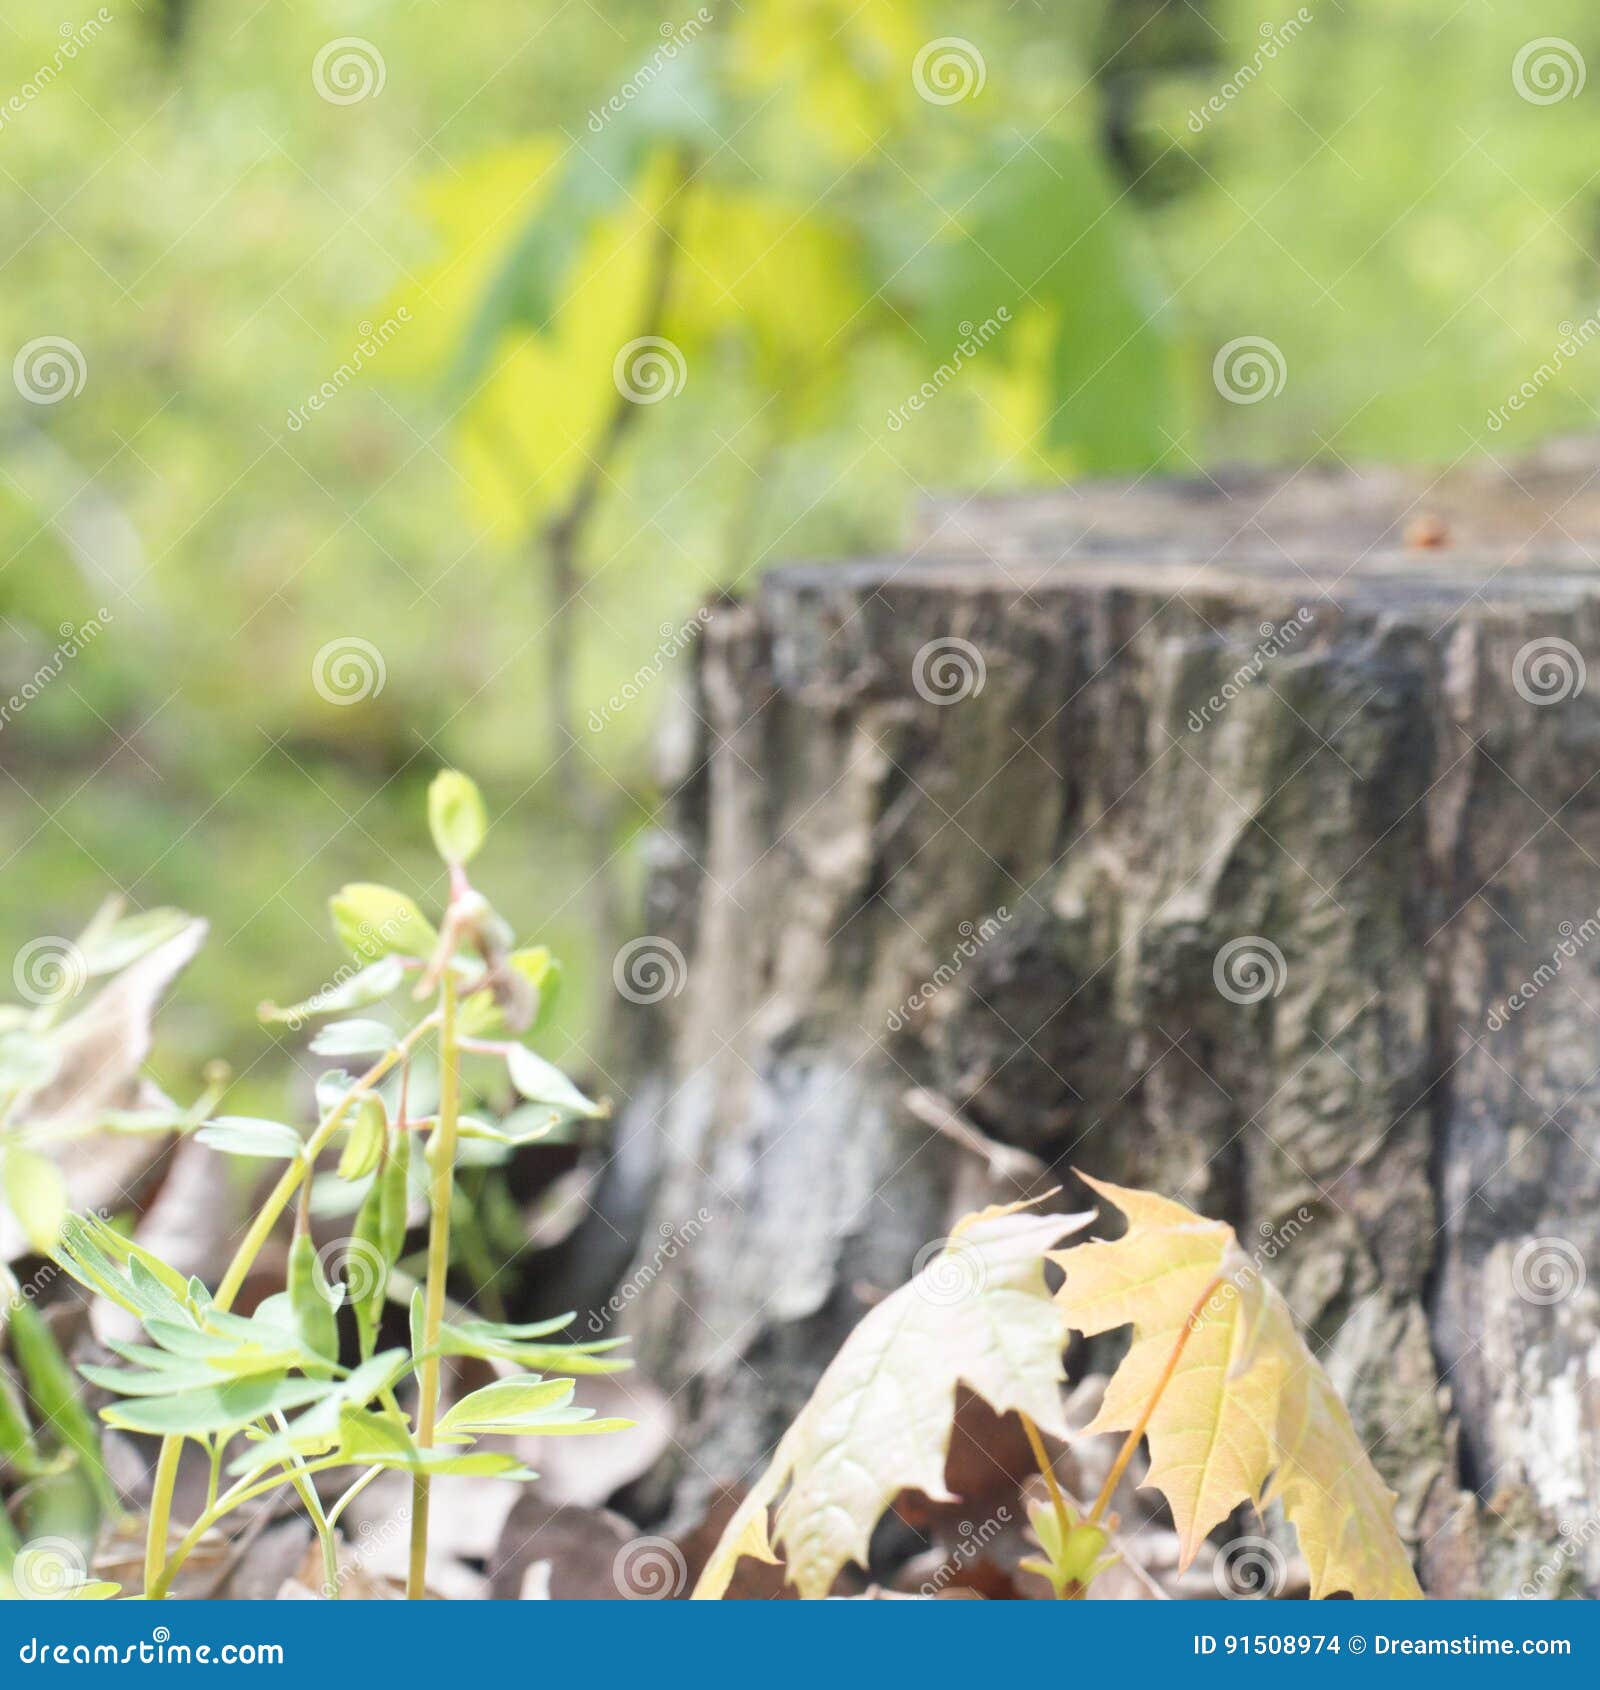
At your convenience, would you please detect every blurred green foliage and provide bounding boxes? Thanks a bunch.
[1,0,1596,1098]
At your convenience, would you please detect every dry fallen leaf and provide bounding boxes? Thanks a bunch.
[694,1204,1092,1599]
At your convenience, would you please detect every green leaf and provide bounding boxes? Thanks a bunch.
[427,770,488,865]
[454,1108,563,1147]
[100,1372,332,1437]
[287,1234,340,1362]
[0,1031,61,1096]
[80,1358,229,1396]
[438,1316,629,1375]
[334,1406,536,1477]
[311,1019,397,1059]
[78,1214,193,1305]
[226,1350,412,1472]
[260,956,406,1024]
[2,1147,67,1252]
[436,1377,575,1435]
[460,947,562,1038]
[379,1128,411,1264]
[434,1371,632,1441]
[197,1116,304,1160]
[905,135,1174,472]
[329,884,439,964]
[337,1094,387,1182]
[505,1046,604,1119]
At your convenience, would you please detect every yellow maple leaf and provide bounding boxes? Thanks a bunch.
[1054,1175,1421,1599]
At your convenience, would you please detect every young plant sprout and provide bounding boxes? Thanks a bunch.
[52,771,631,1599]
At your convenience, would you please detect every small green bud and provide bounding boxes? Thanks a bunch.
[427,770,487,866]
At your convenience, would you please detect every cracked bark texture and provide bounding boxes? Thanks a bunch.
[611,443,1600,1597]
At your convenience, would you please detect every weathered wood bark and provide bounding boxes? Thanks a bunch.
[610,443,1600,1597]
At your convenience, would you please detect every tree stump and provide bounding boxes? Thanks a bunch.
[611,442,1600,1597]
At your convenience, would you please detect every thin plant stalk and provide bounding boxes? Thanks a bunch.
[142,1017,438,1596]
[1018,1409,1072,1599]
[406,968,460,1599]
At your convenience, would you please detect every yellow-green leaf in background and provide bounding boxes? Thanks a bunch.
[2,1146,67,1253]
[328,884,439,964]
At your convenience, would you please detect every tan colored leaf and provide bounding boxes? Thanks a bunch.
[693,1205,1092,1599]
[1054,1175,1420,1599]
